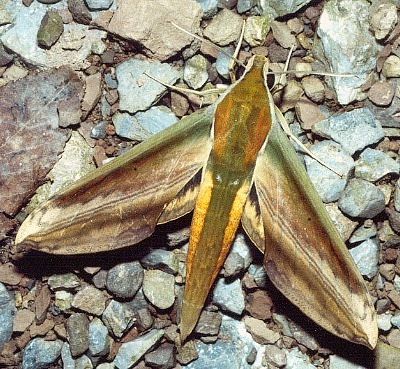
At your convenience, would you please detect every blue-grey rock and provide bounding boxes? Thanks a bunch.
[61,342,75,369]
[71,285,107,316]
[338,179,385,218]
[0,282,15,351]
[104,72,118,89]
[85,0,113,10]
[184,55,209,90]
[145,343,176,369]
[194,310,222,336]
[317,0,381,104]
[196,0,218,19]
[185,315,264,368]
[48,273,81,291]
[265,345,287,367]
[90,120,108,139]
[393,275,400,294]
[257,0,312,18]
[116,58,180,114]
[135,106,179,135]
[329,354,369,369]
[349,238,379,279]
[88,317,110,358]
[223,233,252,277]
[394,180,400,213]
[102,299,136,338]
[106,261,144,299]
[284,347,315,369]
[142,270,175,310]
[355,148,399,182]
[128,290,154,331]
[97,363,115,369]
[377,314,392,331]
[112,112,151,141]
[216,48,234,80]
[141,249,179,275]
[349,223,377,244]
[66,313,89,356]
[213,278,245,315]
[312,108,384,155]
[22,338,63,369]
[101,96,111,117]
[305,140,354,202]
[247,264,268,289]
[0,44,14,66]
[391,313,400,329]
[238,0,256,13]
[114,329,164,368]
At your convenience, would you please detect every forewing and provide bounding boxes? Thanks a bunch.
[252,121,377,349]
[16,108,213,255]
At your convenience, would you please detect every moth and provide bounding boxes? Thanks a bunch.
[15,54,378,349]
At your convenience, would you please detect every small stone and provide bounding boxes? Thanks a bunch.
[279,80,304,113]
[21,338,63,369]
[376,298,391,314]
[176,340,198,365]
[48,273,81,291]
[141,249,179,275]
[296,97,326,130]
[0,262,24,285]
[243,316,280,344]
[37,11,64,49]
[301,76,325,103]
[71,285,107,316]
[271,20,297,49]
[382,55,400,78]
[85,0,113,11]
[349,222,377,244]
[106,261,143,299]
[91,121,108,140]
[213,278,245,316]
[66,313,89,357]
[387,329,400,348]
[246,290,273,320]
[387,208,400,234]
[391,313,400,329]
[67,0,92,25]
[29,319,55,337]
[144,342,176,369]
[142,270,175,310]
[377,314,393,331]
[114,329,164,368]
[82,73,102,114]
[265,345,287,367]
[288,320,319,350]
[88,317,110,358]
[223,233,252,277]
[183,54,208,90]
[0,282,16,351]
[194,310,222,336]
[368,81,395,106]
[13,309,35,332]
[102,300,136,338]
[243,15,271,47]
[54,290,72,311]
[349,238,380,279]
[369,2,397,40]
[135,106,179,135]
[35,284,51,323]
[338,179,385,218]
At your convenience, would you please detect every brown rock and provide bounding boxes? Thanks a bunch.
[295,96,326,130]
[0,262,24,285]
[67,0,92,25]
[82,73,102,115]
[35,285,51,324]
[387,329,400,348]
[246,290,273,320]
[13,309,35,332]
[30,319,55,337]
[243,316,280,345]
[380,263,396,281]
[368,81,395,106]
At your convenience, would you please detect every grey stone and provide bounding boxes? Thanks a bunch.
[305,140,354,202]
[349,223,377,244]
[244,15,271,47]
[194,310,222,336]
[88,317,110,358]
[135,106,179,135]
[114,329,164,368]
[116,57,180,114]
[196,0,218,19]
[183,55,209,90]
[66,313,89,357]
[329,354,369,369]
[213,278,245,316]
[258,0,313,18]
[104,72,118,89]
[112,112,151,141]
[355,148,399,182]
[317,0,381,104]
[102,300,136,338]
[22,338,63,369]
[223,233,252,277]
[85,0,113,11]
[106,261,143,299]
[338,179,385,218]
[377,314,392,331]
[90,120,108,139]
[349,238,380,279]
[216,47,235,80]
[144,343,176,369]
[48,273,81,290]
[265,345,287,367]
[71,285,107,316]
[237,0,256,14]
[284,347,315,369]
[0,282,15,351]
[312,108,384,155]
[0,44,14,66]
[391,313,400,329]
[67,0,92,25]
[142,270,175,310]
[141,249,179,275]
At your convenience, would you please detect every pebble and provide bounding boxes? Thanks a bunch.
[90,120,108,139]
[243,15,271,47]
[329,354,368,369]
[349,238,380,279]
[213,278,245,316]
[288,319,319,350]
[88,317,110,358]
[243,316,280,344]
[0,282,16,350]
[144,342,176,369]
[203,9,243,46]
[101,299,136,338]
[284,347,315,369]
[66,313,89,356]
[387,329,400,349]
[0,262,24,285]
[22,338,63,369]
[82,72,102,114]
[271,20,297,49]
[114,329,164,368]
[301,76,325,102]
[222,233,252,277]
[325,203,357,241]
[305,140,354,202]
[116,57,180,114]
[194,310,222,336]
[312,108,384,155]
[13,309,35,332]
[67,0,92,25]
[215,48,234,80]
[71,285,107,316]
[112,112,151,141]
[54,290,73,311]
[48,273,81,291]
[377,313,393,331]
[382,55,400,78]
[37,10,64,49]
[317,0,381,104]
[279,80,304,112]
[354,148,399,182]
[369,2,397,40]
[379,263,395,281]
[0,45,13,66]
[368,81,395,106]
[141,249,179,275]
[142,269,175,310]
[106,261,143,299]
[265,345,287,367]
[85,0,114,11]
[295,97,326,129]
[184,54,209,90]
[338,178,385,218]
[391,314,400,329]
[197,0,218,19]
[245,290,273,320]
[135,106,179,135]
[349,222,377,244]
